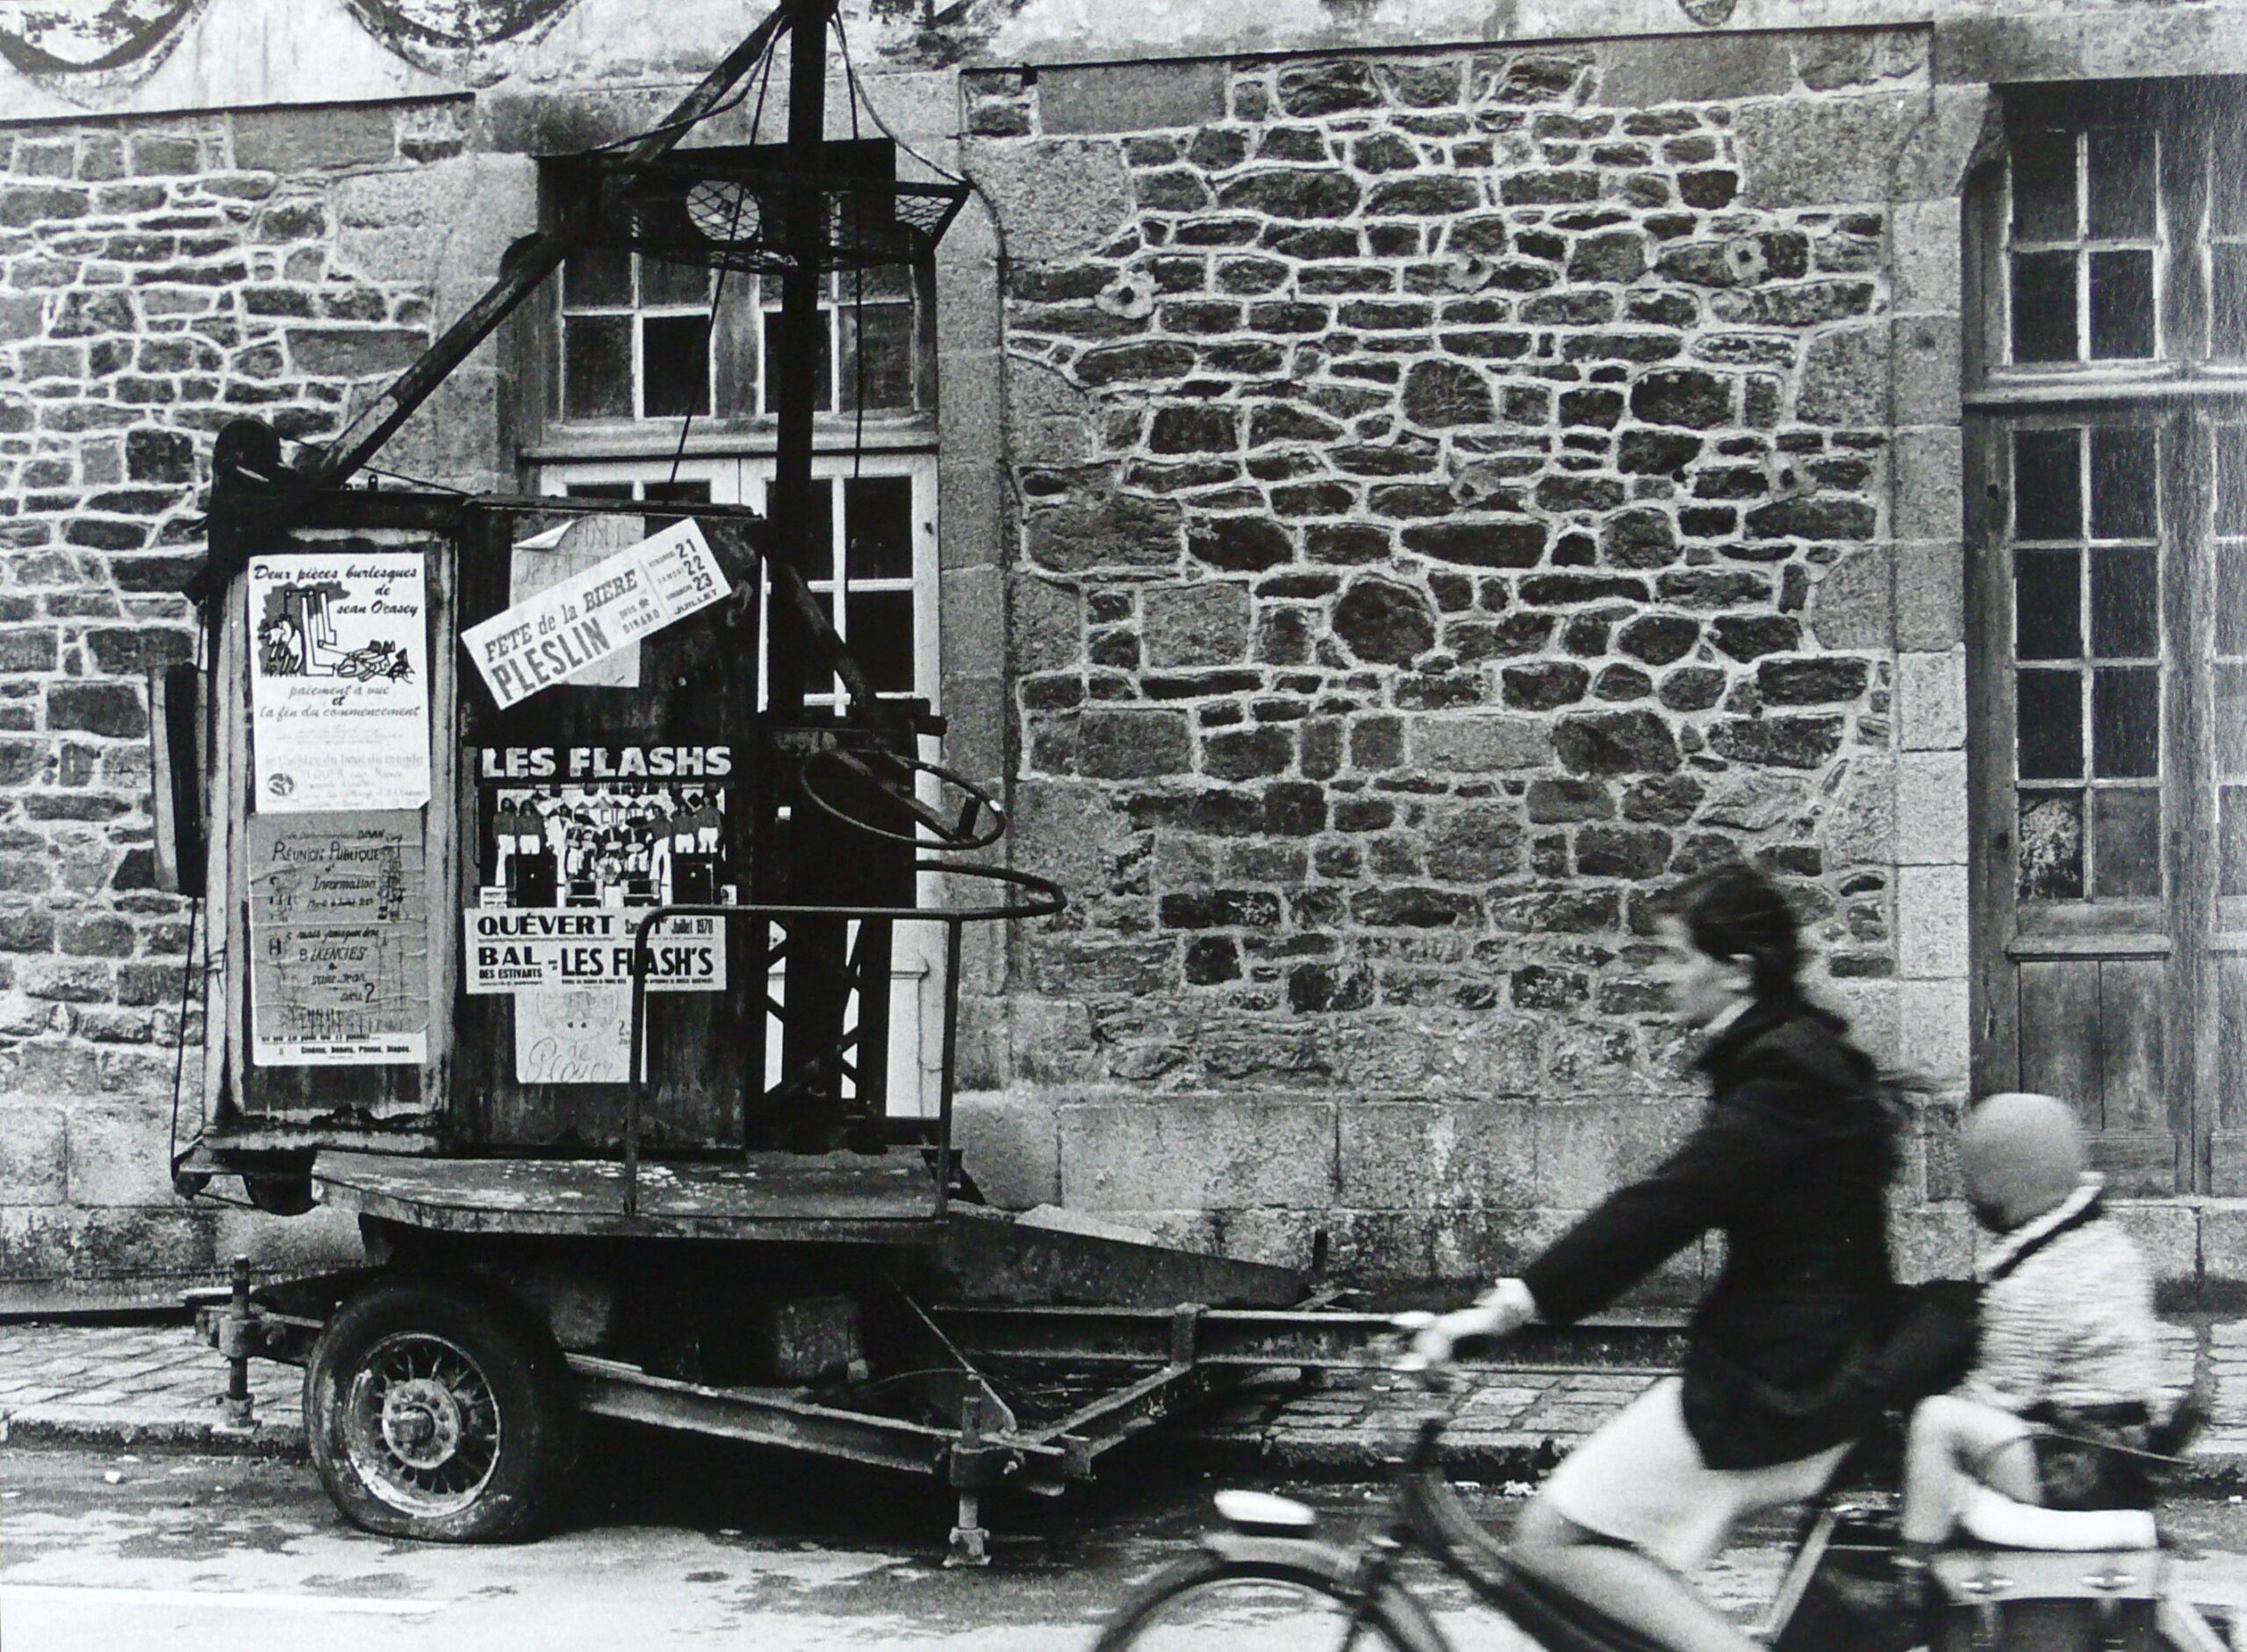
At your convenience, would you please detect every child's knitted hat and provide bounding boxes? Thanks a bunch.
[1960,1091,2087,1231]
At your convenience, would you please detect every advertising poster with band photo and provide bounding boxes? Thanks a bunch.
[477,744,732,918]
[466,744,735,1085]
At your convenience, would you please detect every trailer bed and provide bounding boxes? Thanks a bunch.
[314,1148,944,1241]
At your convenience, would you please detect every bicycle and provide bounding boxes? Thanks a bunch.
[1090,1345,2236,1652]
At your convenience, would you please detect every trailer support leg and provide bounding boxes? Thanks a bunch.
[945,1393,998,1568]
[218,1255,255,1431]
[948,1492,987,1569]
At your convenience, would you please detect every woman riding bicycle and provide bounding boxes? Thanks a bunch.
[1412,863,1900,1652]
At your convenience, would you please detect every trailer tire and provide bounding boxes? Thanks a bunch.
[305,1274,578,1543]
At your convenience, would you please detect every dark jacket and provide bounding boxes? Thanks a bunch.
[1520,995,1898,1469]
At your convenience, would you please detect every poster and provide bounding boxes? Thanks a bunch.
[468,743,731,1078]
[506,516,647,691]
[476,744,734,911]
[248,552,430,814]
[513,986,635,1086]
[460,519,729,709]
[463,908,723,995]
[248,811,429,1067]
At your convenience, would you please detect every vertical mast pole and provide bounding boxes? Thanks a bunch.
[765,0,836,720]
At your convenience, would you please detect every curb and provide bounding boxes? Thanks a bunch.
[0,1409,308,1457]
[10,1404,2247,1492]
[1174,1422,1575,1483]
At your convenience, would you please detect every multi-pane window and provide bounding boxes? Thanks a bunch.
[757,265,920,417]
[560,477,710,512]
[2208,126,2247,356]
[539,459,936,709]
[2007,126,2161,364]
[757,472,922,702]
[558,247,715,420]
[1997,83,2247,372]
[2012,424,2165,902]
[547,143,932,429]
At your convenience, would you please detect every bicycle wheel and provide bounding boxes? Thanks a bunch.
[1094,1553,1444,1652]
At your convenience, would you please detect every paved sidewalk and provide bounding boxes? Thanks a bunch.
[4,1315,2247,1480]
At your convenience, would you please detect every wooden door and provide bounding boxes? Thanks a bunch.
[2203,416,2247,1191]
[1970,410,2191,1192]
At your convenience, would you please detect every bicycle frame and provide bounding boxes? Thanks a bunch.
[1180,1404,2225,1652]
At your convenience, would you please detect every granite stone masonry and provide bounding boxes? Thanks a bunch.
[956,32,1978,1289]
[0,104,493,1302]
[11,0,2247,1300]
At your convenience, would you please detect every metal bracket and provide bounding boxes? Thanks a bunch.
[1170,1302,1204,1368]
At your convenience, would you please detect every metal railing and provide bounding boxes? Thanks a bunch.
[622,862,1066,1217]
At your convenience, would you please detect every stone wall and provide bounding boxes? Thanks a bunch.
[954,32,1984,1289]
[0,100,528,1302]
[0,21,2008,1300]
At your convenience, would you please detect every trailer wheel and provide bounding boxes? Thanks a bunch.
[305,1275,577,1543]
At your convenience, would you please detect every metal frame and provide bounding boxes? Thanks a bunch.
[198,1273,1679,1565]
[621,862,1064,1217]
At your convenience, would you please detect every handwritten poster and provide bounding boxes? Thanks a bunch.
[461,519,728,710]
[248,552,430,814]
[513,986,635,1086]
[248,811,429,1067]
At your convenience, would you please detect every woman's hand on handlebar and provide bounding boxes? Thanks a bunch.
[1397,1279,1540,1370]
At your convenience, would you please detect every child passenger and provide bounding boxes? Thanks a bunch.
[1900,1090,2161,1555]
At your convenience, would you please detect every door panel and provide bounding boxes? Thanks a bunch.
[2212,956,2247,1191]
[1974,411,2189,1191]
[2018,959,2103,1106]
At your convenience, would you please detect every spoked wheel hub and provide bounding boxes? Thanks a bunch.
[380,1376,465,1467]
[341,1331,502,1518]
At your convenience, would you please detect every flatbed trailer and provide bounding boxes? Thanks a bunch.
[191,1190,1329,1561]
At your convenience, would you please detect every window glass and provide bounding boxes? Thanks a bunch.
[2015,428,2082,538]
[845,477,915,580]
[804,478,837,581]
[2090,786,2162,897]
[2214,244,2247,357]
[2017,549,2083,659]
[841,303,915,412]
[2221,547,2247,656]
[2092,666,2161,779]
[639,248,712,310]
[564,244,632,308]
[2020,792,2085,901]
[845,589,915,693]
[761,304,835,414]
[2090,545,2158,657]
[2217,663,2247,778]
[2223,786,2247,897]
[2012,253,2078,363]
[562,316,632,420]
[2089,250,2156,358]
[2019,669,2085,779]
[2088,427,2157,540]
[2013,131,2078,241]
[2086,128,2157,240]
[642,315,713,419]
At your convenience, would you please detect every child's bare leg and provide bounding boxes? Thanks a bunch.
[1902,1394,2038,1545]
